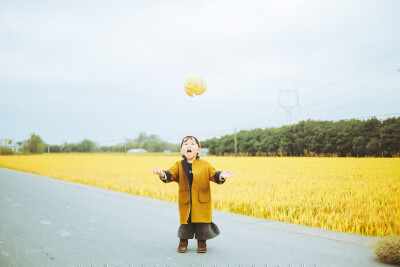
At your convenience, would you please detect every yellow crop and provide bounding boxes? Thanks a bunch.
[0,154,399,237]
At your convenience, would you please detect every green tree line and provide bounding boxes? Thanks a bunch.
[98,132,179,153]
[202,117,400,157]
[4,117,399,157]
[7,132,179,154]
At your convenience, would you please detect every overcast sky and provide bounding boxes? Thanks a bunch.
[1,0,399,146]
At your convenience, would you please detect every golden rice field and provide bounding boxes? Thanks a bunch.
[0,153,399,237]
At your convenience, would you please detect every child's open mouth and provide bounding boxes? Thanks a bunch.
[187,149,193,156]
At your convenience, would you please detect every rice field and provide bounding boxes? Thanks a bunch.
[0,153,399,237]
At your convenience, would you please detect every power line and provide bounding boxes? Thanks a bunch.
[300,87,400,115]
[303,46,400,98]
[302,71,397,110]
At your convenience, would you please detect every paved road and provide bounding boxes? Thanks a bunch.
[0,167,392,267]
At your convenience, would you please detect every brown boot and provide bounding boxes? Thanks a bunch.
[197,240,207,253]
[177,239,188,253]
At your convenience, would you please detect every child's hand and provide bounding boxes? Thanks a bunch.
[153,167,165,178]
[221,170,234,179]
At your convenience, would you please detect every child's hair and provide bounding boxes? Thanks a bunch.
[181,136,201,148]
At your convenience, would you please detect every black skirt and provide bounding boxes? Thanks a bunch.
[177,222,220,240]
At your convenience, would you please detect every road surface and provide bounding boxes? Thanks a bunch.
[0,167,392,267]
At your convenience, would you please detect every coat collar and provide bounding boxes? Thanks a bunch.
[181,155,200,186]
[181,158,191,186]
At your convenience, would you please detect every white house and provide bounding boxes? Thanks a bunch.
[0,139,20,152]
[127,148,148,153]
[200,148,209,157]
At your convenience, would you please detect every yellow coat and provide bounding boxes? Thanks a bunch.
[161,158,225,224]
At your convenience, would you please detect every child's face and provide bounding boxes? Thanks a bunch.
[181,137,201,161]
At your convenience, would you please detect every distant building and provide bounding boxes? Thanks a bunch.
[200,148,209,157]
[0,139,20,152]
[163,150,172,154]
[127,148,148,153]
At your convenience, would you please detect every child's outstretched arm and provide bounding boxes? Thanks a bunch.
[207,161,234,184]
[153,167,165,178]
[153,161,179,183]
[220,170,234,180]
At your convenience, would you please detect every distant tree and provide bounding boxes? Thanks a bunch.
[59,140,96,153]
[365,137,380,156]
[293,120,314,155]
[202,116,400,157]
[362,118,381,141]
[142,140,165,152]
[99,145,124,153]
[215,134,234,155]
[335,119,361,156]
[265,128,280,154]
[353,136,366,157]
[23,133,45,154]
[78,139,96,152]
[320,121,336,155]
[248,128,263,155]
[360,117,381,156]
[380,117,400,156]
[202,137,219,155]
[49,145,61,153]
[310,121,328,155]
[134,132,160,147]
[279,126,294,156]
[61,142,71,152]
[0,147,13,155]
[238,130,252,154]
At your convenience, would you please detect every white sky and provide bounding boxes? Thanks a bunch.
[1,0,400,145]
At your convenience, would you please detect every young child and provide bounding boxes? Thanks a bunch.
[153,136,233,253]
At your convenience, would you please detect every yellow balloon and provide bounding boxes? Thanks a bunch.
[184,75,206,97]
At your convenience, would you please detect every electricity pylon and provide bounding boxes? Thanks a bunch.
[279,88,300,125]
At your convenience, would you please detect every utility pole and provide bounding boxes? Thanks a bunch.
[279,87,300,125]
[234,128,238,156]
